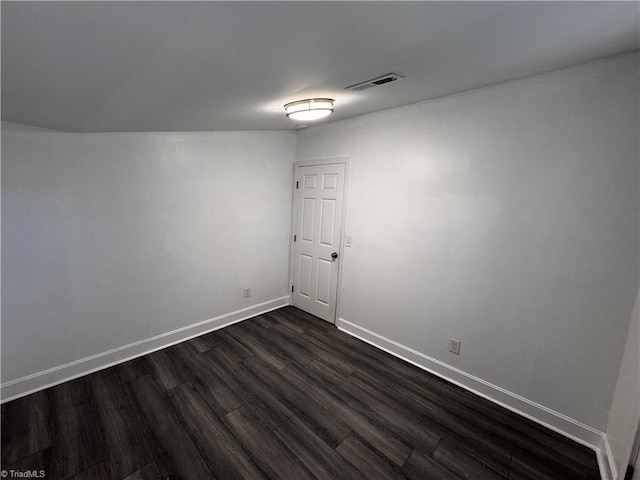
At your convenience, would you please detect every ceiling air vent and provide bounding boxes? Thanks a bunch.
[345,73,404,92]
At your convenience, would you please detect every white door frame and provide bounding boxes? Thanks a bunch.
[288,157,350,324]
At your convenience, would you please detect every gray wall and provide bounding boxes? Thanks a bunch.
[296,53,639,430]
[606,289,639,479]
[1,122,295,383]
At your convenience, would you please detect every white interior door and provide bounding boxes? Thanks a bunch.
[292,162,346,323]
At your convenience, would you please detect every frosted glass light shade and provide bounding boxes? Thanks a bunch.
[284,98,334,121]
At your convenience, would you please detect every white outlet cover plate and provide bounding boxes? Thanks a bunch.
[448,338,461,355]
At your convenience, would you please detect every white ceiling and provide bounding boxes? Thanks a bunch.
[2,1,638,132]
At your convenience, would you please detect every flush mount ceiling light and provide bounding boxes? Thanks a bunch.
[284,98,334,121]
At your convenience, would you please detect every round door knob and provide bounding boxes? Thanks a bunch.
[331,252,338,260]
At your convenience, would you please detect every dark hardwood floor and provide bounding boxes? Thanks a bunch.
[1,306,601,480]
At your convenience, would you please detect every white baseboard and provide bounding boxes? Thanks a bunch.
[337,317,613,480]
[1,296,290,403]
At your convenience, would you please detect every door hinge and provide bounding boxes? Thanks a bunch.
[291,285,294,293]
[296,181,299,189]
[294,234,296,242]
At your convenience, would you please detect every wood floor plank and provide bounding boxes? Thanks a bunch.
[90,368,155,479]
[1,390,51,466]
[225,324,291,370]
[144,348,186,391]
[216,328,255,361]
[171,341,243,416]
[167,383,267,480]
[242,320,315,366]
[49,378,105,479]
[213,341,248,364]
[1,447,51,478]
[378,360,594,475]
[68,461,110,480]
[274,415,365,480]
[271,322,357,376]
[402,448,464,480]
[305,325,400,375]
[111,356,153,384]
[128,375,213,479]
[121,463,163,480]
[280,363,412,466]
[284,306,334,328]
[243,355,352,448]
[305,358,441,453]
[264,309,308,333]
[350,367,512,470]
[222,408,316,480]
[432,440,507,480]
[230,362,293,430]
[201,345,251,396]
[254,313,279,329]
[188,336,212,353]
[509,452,589,480]
[199,329,228,350]
[303,325,392,376]
[335,432,409,480]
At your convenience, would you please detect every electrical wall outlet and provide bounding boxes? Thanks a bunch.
[243,286,251,298]
[448,338,461,355]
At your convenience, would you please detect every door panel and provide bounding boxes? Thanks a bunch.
[303,174,317,190]
[298,254,313,298]
[301,198,315,242]
[316,258,332,305]
[323,173,338,190]
[292,163,346,323]
[319,199,336,246]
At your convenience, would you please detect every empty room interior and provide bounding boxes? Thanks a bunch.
[2,2,640,480]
